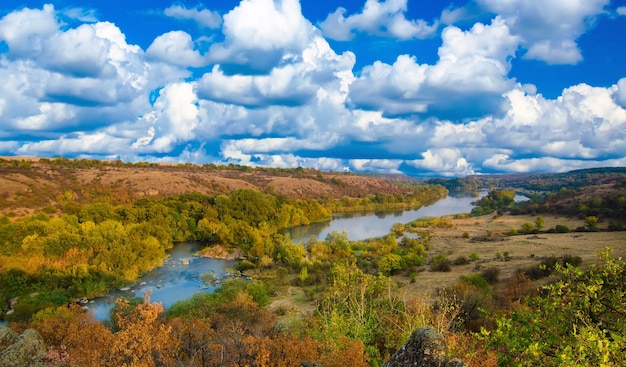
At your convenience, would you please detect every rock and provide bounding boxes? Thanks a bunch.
[382,327,467,367]
[0,328,47,367]
[8,297,19,309]
[0,326,18,351]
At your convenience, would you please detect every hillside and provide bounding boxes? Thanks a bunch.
[0,157,407,218]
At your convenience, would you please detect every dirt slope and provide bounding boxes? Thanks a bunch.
[0,158,406,217]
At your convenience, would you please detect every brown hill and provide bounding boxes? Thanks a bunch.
[0,157,407,217]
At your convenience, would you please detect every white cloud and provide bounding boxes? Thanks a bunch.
[350,159,402,173]
[349,17,519,117]
[407,148,475,177]
[0,4,58,56]
[61,7,98,23]
[0,5,152,142]
[146,83,200,152]
[614,78,626,108]
[146,31,206,67]
[478,0,609,64]
[15,132,129,156]
[481,83,626,161]
[164,4,221,28]
[40,24,115,78]
[618,7,626,16]
[320,0,438,40]
[208,0,314,72]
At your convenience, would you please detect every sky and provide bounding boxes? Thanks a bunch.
[1,1,626,177]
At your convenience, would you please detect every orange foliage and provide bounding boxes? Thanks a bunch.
[445,333,498,367]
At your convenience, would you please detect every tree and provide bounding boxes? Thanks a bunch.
[520,222,534,234]
[484,248,626,366]
[585,216,599,231]
[534,216,544,231]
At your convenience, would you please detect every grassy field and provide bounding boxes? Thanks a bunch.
[397,213,626,300]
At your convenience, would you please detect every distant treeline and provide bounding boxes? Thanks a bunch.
[427,167,626,194]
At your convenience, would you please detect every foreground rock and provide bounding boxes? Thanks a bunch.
[0,327,46,367]
[383,327,467,367]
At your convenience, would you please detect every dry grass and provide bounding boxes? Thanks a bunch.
[397,213,626,301]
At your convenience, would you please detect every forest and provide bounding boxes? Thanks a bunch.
[0,158,625,366]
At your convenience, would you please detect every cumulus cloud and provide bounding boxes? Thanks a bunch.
[349,17,519,118]
[208,0,314,73]
[406,148,475,177]
[478,0,609,64]
[618,7,626,16]
[320,0,438,40]
[0,4,58,57]
[350,159,402,173]
[0,5,152,140]
[614,78,626,107]
[146,31,206,67]
[164,4,221,28]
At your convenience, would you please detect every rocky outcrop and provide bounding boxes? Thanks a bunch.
[0,327,47,367]
[0,326,18,350]
[383,327,467,367]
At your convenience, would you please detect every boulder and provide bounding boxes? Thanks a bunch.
[383,327,467,367]
[0,326,18,351]
[0,328,47,367]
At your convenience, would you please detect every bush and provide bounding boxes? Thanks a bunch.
[469,252,480,261]
[462,231,470,239]
[554,224,570,233]
[452,256,470,265]
[460,274,490,290]
[430,254,451,272]
[480,267,500,284]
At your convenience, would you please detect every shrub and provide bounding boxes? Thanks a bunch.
[430,254,451,272]
[460,274,490,290]
[480,267,500,284]
[462,231,470,239]
[469,252,480,261]
[452,256,470,265]
[554,224,570,233]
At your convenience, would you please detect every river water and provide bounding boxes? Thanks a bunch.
[89,242,236,321]
[287,194,485,243]
[90,192,516,320]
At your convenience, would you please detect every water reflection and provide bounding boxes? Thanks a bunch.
[287,193,486,243]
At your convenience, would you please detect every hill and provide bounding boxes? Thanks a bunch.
[0,157,407,218]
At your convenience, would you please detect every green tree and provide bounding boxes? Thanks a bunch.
[534,216,544,231]
[484,248,626,366]
[585,216,599,231]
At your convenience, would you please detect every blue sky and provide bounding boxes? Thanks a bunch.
[1,0,626,176]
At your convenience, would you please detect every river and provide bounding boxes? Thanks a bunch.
[90,191,522,320]
[89,242,236,321]
[287,194,487,243]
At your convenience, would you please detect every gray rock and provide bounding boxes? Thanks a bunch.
[0,328,47,367]
[0,326,18,351]
[382,327,467,367]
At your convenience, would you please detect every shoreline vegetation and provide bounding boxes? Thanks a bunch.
[1,157,625,366]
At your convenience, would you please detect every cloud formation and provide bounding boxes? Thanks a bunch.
[164,4,221,28]
[0,1,624,177]
[319,0,438,40]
